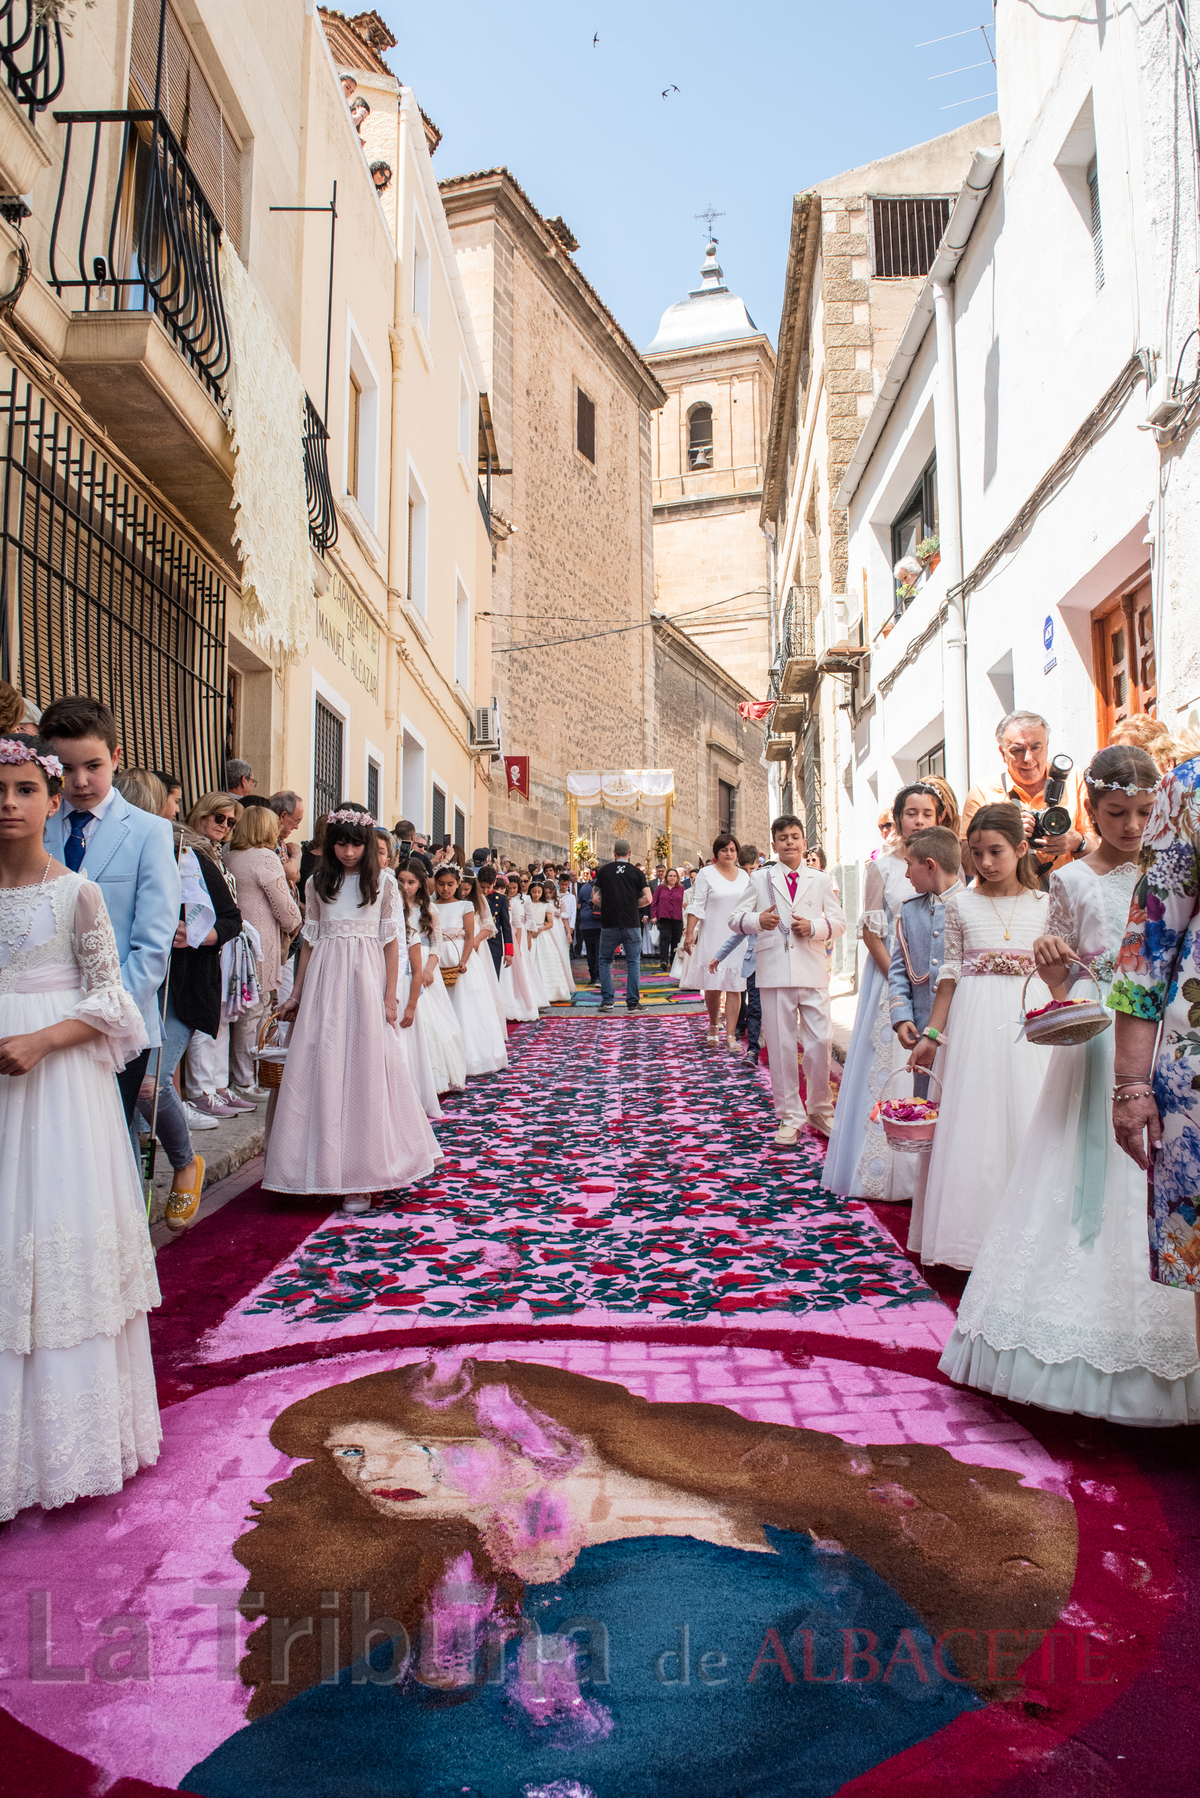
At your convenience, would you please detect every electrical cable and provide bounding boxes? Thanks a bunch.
[491,589,769,654]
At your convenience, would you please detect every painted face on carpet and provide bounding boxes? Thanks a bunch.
[177,1355,1076,1798]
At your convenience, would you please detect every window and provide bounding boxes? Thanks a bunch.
[718,779,735,837]
[348,372,362,500]
[130,0,243,246]
[344,322,379,527]
[407,466,428,615]
[454,805,466,851]
[412,208,431,333]
[1087,157,1104,291]
[576,386,595,463]
[688,403,713,470]
[455,576,470,689]
[871,198,953,278]
[890,454,938,613]
[401,726,426,828]
[458,369,472,460]
[1092,575,1155,738]
[314,698,344,822]
[917,743,946,780]
[431,783,446,848]
[367,758,380,822]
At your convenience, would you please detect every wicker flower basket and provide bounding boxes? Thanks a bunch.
[253,1011,288,1091]
[440,962,461,988]
[1021,964,1111,1046]
[870,1070,942,1151]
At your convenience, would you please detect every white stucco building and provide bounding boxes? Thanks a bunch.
[830,0,1199,867]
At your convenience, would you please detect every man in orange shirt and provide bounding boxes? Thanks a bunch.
[960,710,1094,883]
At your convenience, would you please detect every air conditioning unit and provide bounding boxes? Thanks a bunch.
[472,706,500,753]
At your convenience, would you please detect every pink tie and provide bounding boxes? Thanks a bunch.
[785,870,798,901]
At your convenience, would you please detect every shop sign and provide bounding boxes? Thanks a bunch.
[316,573,380,701]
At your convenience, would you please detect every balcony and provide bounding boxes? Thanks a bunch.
[764,734,793,762]
[0,1,59,195]
[304,395,338,556]
[46,108,235,555]
[779,585,820,697]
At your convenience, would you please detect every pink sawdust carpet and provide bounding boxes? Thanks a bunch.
[0,1011,1197,1796]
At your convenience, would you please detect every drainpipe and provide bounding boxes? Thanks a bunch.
[926,146,1002,800]
[384,92,414,743]
[932,276,968,800]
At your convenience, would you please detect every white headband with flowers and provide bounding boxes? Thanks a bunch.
[1085,776,1160,795]
[326,808,374,826]
[0,738,62,779]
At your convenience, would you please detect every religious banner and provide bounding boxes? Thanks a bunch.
[505,755,530,798]
[739,700,775,722]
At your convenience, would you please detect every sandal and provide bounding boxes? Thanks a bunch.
[705,1026,720,1047]
[164,1157,205,1233]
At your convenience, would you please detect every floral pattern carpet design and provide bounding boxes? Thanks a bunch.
[203,1015,932,1360]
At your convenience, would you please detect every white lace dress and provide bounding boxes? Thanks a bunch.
[941,862,1200,1423]
[823,853,918,1200]
[526,901,574,1005]
[432,899,510,1074]
[0,871,160,1520]
[910,887,1052,1269]
[509,895,548,1012]
[263,875,441,1195]
[402,919,467,1107]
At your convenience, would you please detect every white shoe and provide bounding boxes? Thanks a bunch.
[340,1194,371,1216]
[182,1102,220,1132]
[773,1122,799,1147]
[235,1086,271,1103]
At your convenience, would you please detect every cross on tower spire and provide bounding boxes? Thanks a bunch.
[695,204,725,242]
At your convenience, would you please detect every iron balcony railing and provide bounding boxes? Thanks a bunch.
[48,109,231,403]
[0,0,64,122]
[0,365,227,804]
[781,585,820,661]
[303,394,337,555]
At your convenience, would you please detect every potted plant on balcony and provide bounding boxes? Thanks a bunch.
[916,535,941,576]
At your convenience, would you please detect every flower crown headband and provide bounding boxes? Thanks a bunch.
[0,738,62,779]
[1084,775,1159,795]
[326,808,375,827]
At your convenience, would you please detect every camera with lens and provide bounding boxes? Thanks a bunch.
[1032,754,1075,842]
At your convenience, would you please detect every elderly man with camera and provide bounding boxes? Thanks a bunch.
[961,710,1095,885]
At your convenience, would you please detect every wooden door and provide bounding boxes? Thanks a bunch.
[1091,572,1155,742]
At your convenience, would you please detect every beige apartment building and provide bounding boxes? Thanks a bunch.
[0,0,489,843]
[759,117,998,947]
[440,169,667,865]
[644,239,776,700]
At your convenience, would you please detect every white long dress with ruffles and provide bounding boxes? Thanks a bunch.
[432,899,509,1074]
[526,901,574,1004]
[0,870,161,1519]
[910,887,1052,1269]
[940,861,1200,1423]
[398,919,468,1118]
[263,873,441,1194]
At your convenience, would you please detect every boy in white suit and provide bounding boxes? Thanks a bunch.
[730,813,845,1146]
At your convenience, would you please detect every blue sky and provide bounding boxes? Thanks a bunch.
[376,1,998,354]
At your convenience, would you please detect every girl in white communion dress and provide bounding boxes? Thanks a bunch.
[0,735,160,1519]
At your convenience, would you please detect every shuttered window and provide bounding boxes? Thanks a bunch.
[871,198,952,278]
[431,784,447,847]
[576,387,595,463]
[129,0,243,248]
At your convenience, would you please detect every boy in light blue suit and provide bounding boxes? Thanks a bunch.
[41,696,181,1124]
[888,826,963,1097]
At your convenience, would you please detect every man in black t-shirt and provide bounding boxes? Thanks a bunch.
[594,839,652,1013]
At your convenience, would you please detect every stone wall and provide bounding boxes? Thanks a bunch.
[653,620,770,865]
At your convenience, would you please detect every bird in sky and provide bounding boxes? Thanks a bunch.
[662,84,679,96]
[593,32,599,46]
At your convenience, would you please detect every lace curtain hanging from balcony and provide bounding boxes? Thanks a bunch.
[219,238,312,658]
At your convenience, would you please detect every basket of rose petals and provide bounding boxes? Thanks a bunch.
[1021,964,1110,1046]
[870,1071,942,1149]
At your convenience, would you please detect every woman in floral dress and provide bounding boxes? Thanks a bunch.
[1109,754,1200,1329]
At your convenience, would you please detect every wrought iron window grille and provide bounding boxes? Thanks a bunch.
[0,0,64,123]
[0,366,228,803]
[782,586,820,660]
[304,394,337,554]
[48,108,231,404]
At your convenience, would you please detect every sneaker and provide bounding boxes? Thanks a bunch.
[234,1085,271,1103]
[182,1101,220,1132]
[217,1088,257,1113]
[774,1122,800,1147]
[164,1157,205,1232]
[190,1092,239,1119]
[626,1003,642,1012]
[598,1001,615,1012]
[340,1194,371,1216]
